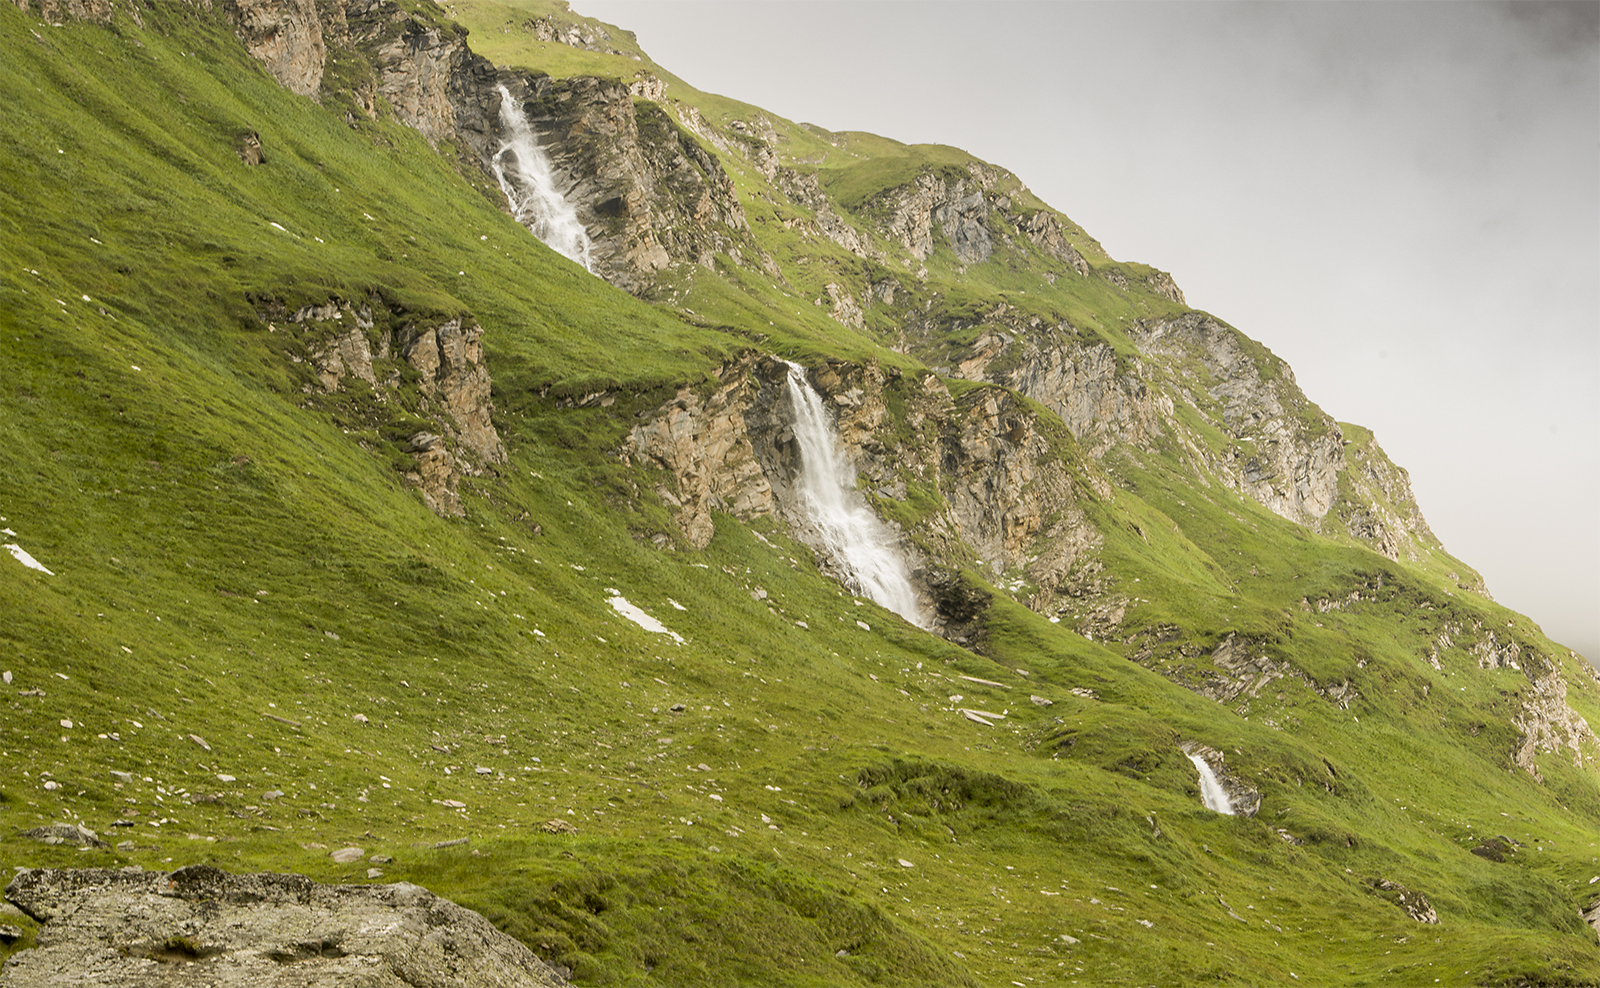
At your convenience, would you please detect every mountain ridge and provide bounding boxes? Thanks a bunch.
[3,0,1598,984]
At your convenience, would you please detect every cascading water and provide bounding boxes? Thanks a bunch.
[491,84,592,271]
[1187,753,1235,815]
[784,362,928,628]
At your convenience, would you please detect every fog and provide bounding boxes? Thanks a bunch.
[578,1,1600,662]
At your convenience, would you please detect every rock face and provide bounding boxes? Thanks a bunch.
[1132,313,1344,528]
[865,164,1093,273]
[1365,878,1439,924]
[220,0,325,98]
[273,298,506,517]
[1,865,570,988]
[10,0,120,25]
[623,355,1102,635]
[1179,741,1262,817]
[490,75,755,293]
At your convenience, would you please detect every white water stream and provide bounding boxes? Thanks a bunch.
[784,362,928,628]
[1187,753,1235,815]
[492,84,592,270]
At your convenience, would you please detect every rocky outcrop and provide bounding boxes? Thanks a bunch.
[274,298,505,517]
[10,0,120,25]
[220,0,325,97]
[1336,426,1442,562]
[774,168,879,260]
[621,360,777,548]
[1509,658,1596,781]
[491,75,754,293]
[1178,741,1261,816]
[320,1,498,148]
[1,865,570,987]
[1365,878,1439,924]
[873,169,994,265]
[1014,210,1090,275]
[525,11,635,58]
[1133,313,1343,527]
[1000,338,1172,453]
[1134,631,1363,718]
[1427,619,1597,778]
[623,355,1104,635]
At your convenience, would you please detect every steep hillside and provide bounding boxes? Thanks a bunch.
[2,2,1598,986]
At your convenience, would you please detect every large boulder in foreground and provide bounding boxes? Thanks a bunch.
[1,865,570,988]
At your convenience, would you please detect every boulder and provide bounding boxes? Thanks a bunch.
[0,865,570,987]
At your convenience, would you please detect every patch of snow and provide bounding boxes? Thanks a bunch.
[607,594,685,644]
[6,544,54,575]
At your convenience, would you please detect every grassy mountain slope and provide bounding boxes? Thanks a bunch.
[3,3,1598,986]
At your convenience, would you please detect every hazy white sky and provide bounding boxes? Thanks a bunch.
[576,0,1600,661]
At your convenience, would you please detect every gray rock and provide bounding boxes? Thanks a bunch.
[21,824,106,848]
[0,865,570,986]
[108,771,132,785]
[0,924,21,945]
[328,847,364,864]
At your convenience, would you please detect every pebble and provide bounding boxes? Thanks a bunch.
[43,781,59,791]
[353,713,368,724]
[261,790,284,801]
[216,774,236,783]
[366,868,384,879]
[188,734,211,751]
[898,859,914,868]
[1,671,9,685]
[370,855,393,864]
[1030,695,1053,707]
[433,837,469,848]
[474,766,492,776]
[329,847,365,864]
[59,719,72,729]
[109,771,133,784]
[440,800,466,809]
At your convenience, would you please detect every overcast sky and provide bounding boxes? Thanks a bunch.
[577,0,1600,662]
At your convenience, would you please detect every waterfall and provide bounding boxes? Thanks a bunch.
[1187,753,1235,815]
[491,84,592,271]
[784,362,928,628]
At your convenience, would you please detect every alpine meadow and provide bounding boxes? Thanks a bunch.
[2,2,1598,986]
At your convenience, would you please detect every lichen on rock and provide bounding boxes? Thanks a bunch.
[0,865,571,987]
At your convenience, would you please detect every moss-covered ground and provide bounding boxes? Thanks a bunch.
[2,4,1598,986]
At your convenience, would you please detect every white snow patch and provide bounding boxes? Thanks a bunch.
[607,594,685,644]
[6,544,54,575]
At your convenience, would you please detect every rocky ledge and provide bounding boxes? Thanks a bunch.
[0,865,570,988]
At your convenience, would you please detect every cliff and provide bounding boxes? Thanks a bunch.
[3,2,1598,986]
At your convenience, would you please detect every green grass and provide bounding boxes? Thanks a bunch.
[2,4,1598,987]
